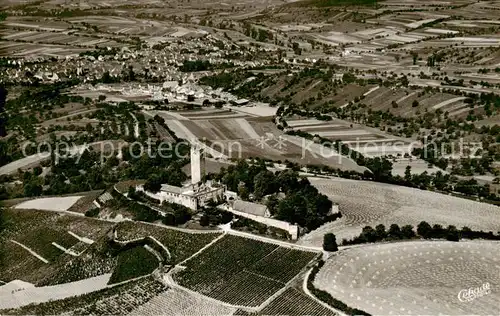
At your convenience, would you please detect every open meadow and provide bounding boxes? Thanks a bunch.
[314,240,500,315]
[298,177,500,247]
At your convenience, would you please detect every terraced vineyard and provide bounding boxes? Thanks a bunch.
[0,209,114,284]
[114,221,221,264]
[314,241,500,315]
[175,235,318,307]
[1,277,167,315]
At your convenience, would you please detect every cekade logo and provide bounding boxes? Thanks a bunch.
[458,282,491,302]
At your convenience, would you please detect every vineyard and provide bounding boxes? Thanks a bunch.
[129,288,238,316]
[175,235,318,307]
[0,209,114,284]
[37,237,118,286]
[257,287,336,316]
[1,277,167,315]
[108,246,159,284]
[114,221,221,264]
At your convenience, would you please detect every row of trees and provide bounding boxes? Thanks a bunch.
[342,221,500,245]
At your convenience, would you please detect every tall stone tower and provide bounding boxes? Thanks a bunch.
[190,144,202,185]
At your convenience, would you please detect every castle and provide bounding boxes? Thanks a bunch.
[137,144,225,210]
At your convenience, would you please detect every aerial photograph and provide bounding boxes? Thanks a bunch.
[0,0,499,315]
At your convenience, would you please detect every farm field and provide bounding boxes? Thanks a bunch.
[391,159,446,176]
[108,246,160,285]
[298,177,500,247]
[1,276,167,315]
[129,287,238,316]
[314,240,500,315]
[157,108,365,171]
[14,196,83,212]
[174,235,318,307]
[286,117,416,157]
[0,208,116,285]
[256,287,336,316]
[0,274,111,310]
[0,209,113,278]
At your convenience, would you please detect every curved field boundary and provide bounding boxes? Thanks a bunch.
[302,267,347,316]
[314,240,500,315]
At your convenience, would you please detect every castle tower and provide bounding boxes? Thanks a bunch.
[190,144,202,185]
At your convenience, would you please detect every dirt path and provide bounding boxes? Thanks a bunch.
[0,274,112,310]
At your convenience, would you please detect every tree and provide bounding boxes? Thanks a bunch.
[144,175,162,193]
[323,233,338,252]
[446,225,460,242]
[200,214,210,226]
[417,221,432,238]
[238,184,249,200]
[401,225,415,239]
[253,170,276,199]
[24,182,42,197]
[375,224,387,239]
[412,100,419,107]
[432,224,445,239]
[411,52,418,65]
[361,226,377,243]
[0,85,7,137]
[388,224,401,239]
[404,165,412,182]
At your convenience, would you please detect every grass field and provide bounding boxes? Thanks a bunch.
[314,240,500,315]
[298,177,500,247]
[175,235,318,307]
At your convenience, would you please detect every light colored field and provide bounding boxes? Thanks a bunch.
[391,159,446,176]
[298,177,500,247]
[286,119,326,127]
[432,97,467,110]
[228,104,277,117]
[315,240,500,315]
[14,196,83,212]
[129,287,237,316]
